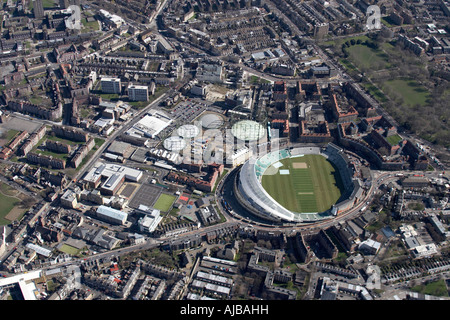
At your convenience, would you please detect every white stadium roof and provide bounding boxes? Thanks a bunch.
[237,145,358,223]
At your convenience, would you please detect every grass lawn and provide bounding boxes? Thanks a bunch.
[261,155,343,213]
[29,0,55,9]
[59,244,81,255]
[31,134,81,164]
[321,35,371,48]
[346,44,390,71]
[42,0,55,8]
[153,193,176,212]
[381,41,397,54]
[339,58,357,72]
[35,148,70,161]
[386,134,403,146]
[29,96,44,105]
[81,18,100,31]
[382,78,430,107]
[4,129,19,142]
[411,279,449,297]
[336,41,430,108]
[249,75,271,85]
[0,192,20,225]
[361,82,388,103]
[0,182,18,197]
[44,134,85,146]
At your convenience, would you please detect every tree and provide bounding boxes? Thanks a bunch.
[257,239,272,250]
[20,197,36,208]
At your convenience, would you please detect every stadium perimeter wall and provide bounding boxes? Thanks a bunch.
[234,143,363,224]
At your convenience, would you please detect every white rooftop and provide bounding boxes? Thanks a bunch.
[26,243,52,257]
[101,77,121,82]
[97,205,128,223]
[83,162,143,184]
[128,84,149,90]
[128,112,172,138]
[0,270,43,300]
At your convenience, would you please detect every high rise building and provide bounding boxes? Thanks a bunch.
[314,22,329,39]
[128,84,149,101]
[101,77,121,94]
[33,0,45,19]
[59,0,69,9]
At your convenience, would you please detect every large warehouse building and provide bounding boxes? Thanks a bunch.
[126,110,173,139]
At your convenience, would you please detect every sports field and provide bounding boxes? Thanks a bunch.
[153,193,176,212]
[261,155,343,213]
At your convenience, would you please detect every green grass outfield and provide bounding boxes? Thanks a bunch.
[261,155,344,213]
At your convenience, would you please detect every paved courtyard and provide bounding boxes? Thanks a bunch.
[128,183,163,209]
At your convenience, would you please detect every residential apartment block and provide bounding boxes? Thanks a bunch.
[101,77,122,94]
[128,84,149,101]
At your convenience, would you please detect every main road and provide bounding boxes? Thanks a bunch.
[28,168,441,275]
[68,89,171,187]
